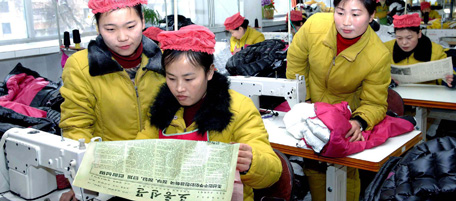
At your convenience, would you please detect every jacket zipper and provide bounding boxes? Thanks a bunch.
[122,71,143,131]
[135,66,148,131]
[321,56,336,102]
[325,56,335,88]
[134,85,143,130]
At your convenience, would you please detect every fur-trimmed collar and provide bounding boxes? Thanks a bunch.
[393,34,432,63]
[88,35,162,76]
[149,72,233,134]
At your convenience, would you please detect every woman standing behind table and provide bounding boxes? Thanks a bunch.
[286,0,391,200]
[136,25,282,201]
[384,13,455,87]
[224,12,265,54]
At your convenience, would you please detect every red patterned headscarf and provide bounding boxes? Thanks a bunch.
[157,25,216,55]
[88,0,147,14]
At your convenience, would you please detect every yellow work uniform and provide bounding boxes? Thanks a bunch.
[137,73,282,201]
[286,13,391,201]
[375,3,389,25]
[60,36,165,142]
[230,27,265,53]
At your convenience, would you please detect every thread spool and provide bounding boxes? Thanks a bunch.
[63,31,70,49]
[72,29,81,49]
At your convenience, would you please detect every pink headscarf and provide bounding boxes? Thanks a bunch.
[224,12,245,30]
[157,25,216,55]
[88,0,147,14]
[393,13,421,28]
[143,26,163,42]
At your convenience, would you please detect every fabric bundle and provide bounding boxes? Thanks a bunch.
[284,102,415,157]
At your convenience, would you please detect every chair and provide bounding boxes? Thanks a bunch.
[387,88,405,116]
[253,149,294,201]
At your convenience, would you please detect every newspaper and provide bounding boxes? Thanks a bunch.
[391,57,453,84]
[73,139,240,201]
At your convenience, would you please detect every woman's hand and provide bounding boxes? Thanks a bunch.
[237,143,253,173]
[445,74,454,87]
[345,120,365,142]
[233,46,242,55]
[60,189,77,201]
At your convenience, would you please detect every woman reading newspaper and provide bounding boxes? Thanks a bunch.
[384,13,455,88]
[136,25,282,201]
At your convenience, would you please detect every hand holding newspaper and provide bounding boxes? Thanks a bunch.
[391,57,453,84]
[73,139,240,201]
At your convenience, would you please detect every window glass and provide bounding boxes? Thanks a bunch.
[0,0,95,44]
[273,0,288,16]
[214,0,239,27]
[2,23,11,34]
[146,0,239,28]
[57,0,95,37]
[0,1,9,12]
[0,0,26,41]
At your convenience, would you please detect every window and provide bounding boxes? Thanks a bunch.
[146,0,239,28]
[1,0,245,46]
[2,23,11,34]
[0,1,9,13]
[274,0,289,16]
[0,0,96,45]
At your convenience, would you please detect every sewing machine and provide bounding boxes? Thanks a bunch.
[228,75,306,109]
[422,29,456,45]
[1,128,102,201]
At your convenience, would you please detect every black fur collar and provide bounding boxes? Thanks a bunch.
[393,34,432,63]
[149,72,233,134]
[88,35,163,76]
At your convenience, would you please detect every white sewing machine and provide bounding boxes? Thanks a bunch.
[228,75,306,109]
[422,29,456,46]
[1,128,103,201]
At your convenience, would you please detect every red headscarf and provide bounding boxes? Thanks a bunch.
[393,13,421,28]
[224,12,245,30]
[157,25,216,54]
[88,0,147,14]
[420,1,431,11]
[143,27,163,42]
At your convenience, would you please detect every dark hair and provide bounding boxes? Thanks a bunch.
[95,4,143,26]
[234,19,250,30]
[162,50,214,74]
[394,26,421,34]
[291,20,303,27]
[334,0,376,15]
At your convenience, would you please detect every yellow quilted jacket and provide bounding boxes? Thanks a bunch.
[230,27,265,53]
[137,73,282,201]
[60,36,165,142]
[286,13,391,130]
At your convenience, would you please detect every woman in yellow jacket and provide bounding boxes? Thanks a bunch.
[286,0,391,200]
[59,0,165,143]
[384,13,455,87]
[224,12,265,54]
[136,25,281,201]
[421,1,441,22]
[60,1,165,200]
[375,0,389,25]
